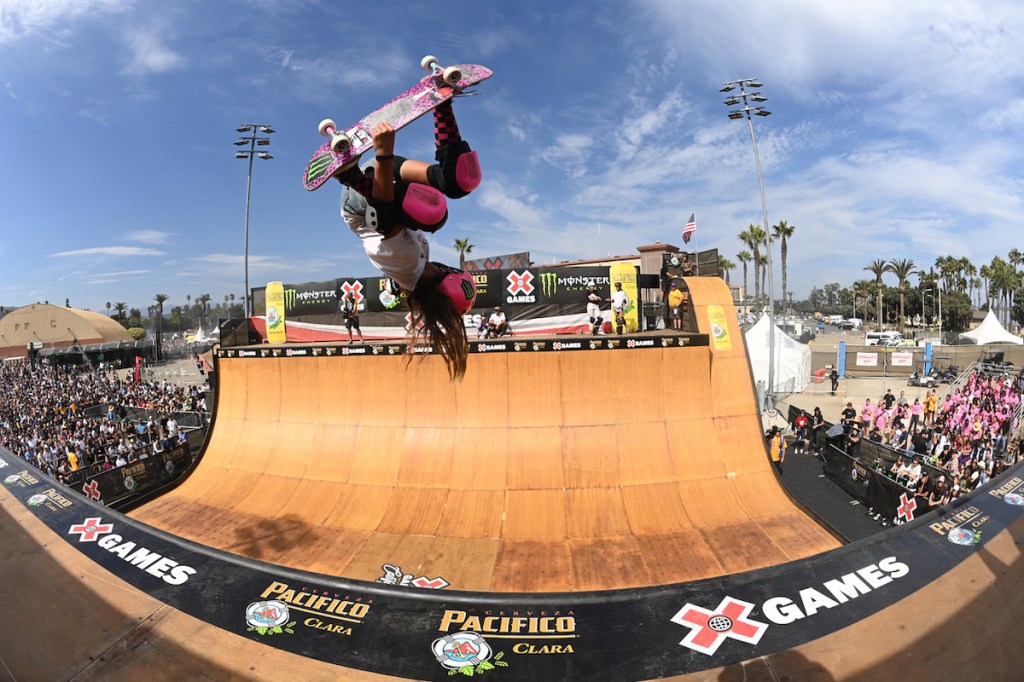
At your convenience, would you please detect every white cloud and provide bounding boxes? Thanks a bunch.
[123,229,173,244]
[120,29,184,76]
[0,0,129,45]
[49,246,166,257]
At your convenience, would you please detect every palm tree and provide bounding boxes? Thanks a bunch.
[737,250,752,300]
[863,260,889,332]
[113,301,128,325]
[718,256,736,284]
[979,263,992,311]
[988,256,1019,326]
[852,279,874,325]
[772,220,795,312]
[758,254,768,303]
[1008,248,1023,324]
[105,301,112,317]
[197,294,212,328]
[887,258,916,334]
[454,237,474,270]
[153,294,168,360]
[738,224,766,302]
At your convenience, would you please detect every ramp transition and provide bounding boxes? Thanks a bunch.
[128,278,838,592]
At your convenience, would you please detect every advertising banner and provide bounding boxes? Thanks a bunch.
[707,304,732,351]
[891,351,914,367]
[281,280,340,317]
[609,262,640,332]
[265,281,287,344]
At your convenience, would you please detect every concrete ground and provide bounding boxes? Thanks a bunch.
[137,356,209,390]
[778,375,938,427]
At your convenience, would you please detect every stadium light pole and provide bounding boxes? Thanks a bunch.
[722,78,776,411]
[235,123,275,318]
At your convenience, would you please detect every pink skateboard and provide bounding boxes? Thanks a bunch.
[303,55,492,191]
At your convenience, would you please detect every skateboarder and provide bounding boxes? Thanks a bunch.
[608,282,630,335]
[586,281,603,335]
[337,102,481,380]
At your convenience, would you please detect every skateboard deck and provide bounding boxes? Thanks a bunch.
[303,59,492,192]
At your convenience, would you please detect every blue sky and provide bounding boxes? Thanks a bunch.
[2,0,1023,315]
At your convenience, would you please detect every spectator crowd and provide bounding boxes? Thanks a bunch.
[0,361,207,485]
[826,368,1024,507]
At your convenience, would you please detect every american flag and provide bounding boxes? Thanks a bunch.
[682,212,696,244]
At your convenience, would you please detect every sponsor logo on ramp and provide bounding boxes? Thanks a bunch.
[670,596,768,655]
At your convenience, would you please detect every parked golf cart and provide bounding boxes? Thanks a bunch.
[907,364,940,388]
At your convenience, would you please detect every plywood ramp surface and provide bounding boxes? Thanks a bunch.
[0,487,388,682]
[131,278,839,591]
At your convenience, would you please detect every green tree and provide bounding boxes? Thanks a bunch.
[863,259,889,332]
[988,256,1020,326]
[851,279,874,323]
[941,291,972,332]
[454,238,474,270]
[199,294,213,327]
[739,224,767,302]
[113,302,128,326]
[772,220,795,312]
[718,256,736,284]
[153,293,168,356]
[127,308,142,328]
[736,250,752,300]
[887,258,916,334]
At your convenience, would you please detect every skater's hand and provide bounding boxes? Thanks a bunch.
[372,122,395,158]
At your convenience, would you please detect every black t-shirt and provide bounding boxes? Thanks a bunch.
[882,393,896,409]
[841,407,857,423]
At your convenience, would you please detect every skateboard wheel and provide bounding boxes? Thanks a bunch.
[442,66,462,85]
[318,118,336,137]
[331,133,351,154]
[421,54,439,72]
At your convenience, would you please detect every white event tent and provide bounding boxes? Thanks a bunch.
[957,310,1023,345]
[744,315,813,393]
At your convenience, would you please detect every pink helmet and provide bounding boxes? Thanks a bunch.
[438,269,477,315]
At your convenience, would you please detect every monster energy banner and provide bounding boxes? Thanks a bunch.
[251,266,628,320]
[472,266,614,309]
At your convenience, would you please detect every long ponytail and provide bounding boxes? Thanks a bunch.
[406,280,470,381]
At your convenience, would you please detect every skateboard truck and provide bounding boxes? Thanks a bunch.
[319,118,354,155]
[420,54,462,86]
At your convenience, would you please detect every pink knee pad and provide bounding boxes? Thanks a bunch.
[455,151,481,193]
[400,183,448,228]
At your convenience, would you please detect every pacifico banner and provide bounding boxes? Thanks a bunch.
[706,304,732,351]
[609,263,640,333]
[265,281,287,344]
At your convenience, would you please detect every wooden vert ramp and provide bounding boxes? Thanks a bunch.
[131,278,839,591]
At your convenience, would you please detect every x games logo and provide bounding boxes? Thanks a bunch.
[506,271,534,295]
[670,596,768,655]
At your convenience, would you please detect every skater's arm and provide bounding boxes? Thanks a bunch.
[372,122,396,203]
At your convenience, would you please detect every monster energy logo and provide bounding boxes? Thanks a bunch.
[306,152,335,184]
[540,272,558,297]
[460,279,474,301]
[284,288,297,309]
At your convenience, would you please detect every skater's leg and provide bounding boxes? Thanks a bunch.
[335,165,374,197]
[426,100,481,198]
